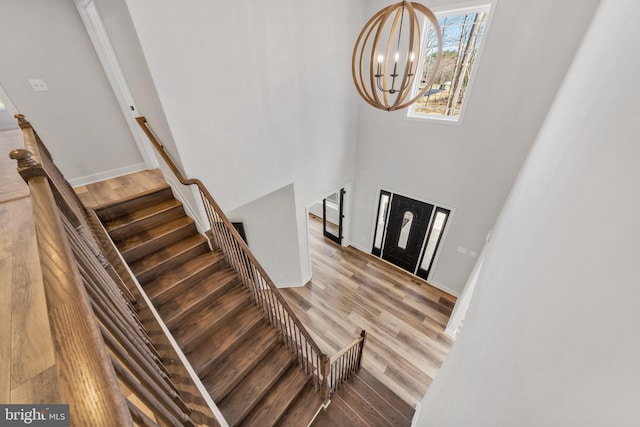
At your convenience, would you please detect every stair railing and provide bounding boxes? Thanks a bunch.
[11,115,221,426]
[136,116,366,402]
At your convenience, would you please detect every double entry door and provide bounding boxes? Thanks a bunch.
[372,191,450,280]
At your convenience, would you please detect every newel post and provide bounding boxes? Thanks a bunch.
[357,329,367,370]
[321,353,331,402]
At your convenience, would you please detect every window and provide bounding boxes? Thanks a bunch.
[397,211,414,250]
[372,190,391,256]
[408,5,490,121]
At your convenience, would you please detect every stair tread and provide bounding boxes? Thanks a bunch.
[219,346,296,426]
[172,284,252,350]
[240,365,311,427]
[356,368,414,420]
[183,304,264,375]
[313,394,369,427]
[204,323,281,402]
[276,383,323,427]
[95,186,173,221]
[144,251,225,301]
[335,383,392,427]
[116,215,194,250]
[346,375,411,426]
[104,197,183,232]
[129,233,209,282]
[163,268,241,328]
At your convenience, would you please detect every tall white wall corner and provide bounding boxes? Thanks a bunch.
[445,250,484,338]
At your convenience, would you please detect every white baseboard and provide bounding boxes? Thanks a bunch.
[69,162,146,187]
[427,280,461,298]
[350,244,461,297]
[411,402,421,427]
[276,274,312,288]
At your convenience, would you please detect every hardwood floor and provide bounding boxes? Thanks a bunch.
[76,168,166,209]
[281,215,456,407]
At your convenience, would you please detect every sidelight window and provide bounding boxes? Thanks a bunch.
[372,190,391,256]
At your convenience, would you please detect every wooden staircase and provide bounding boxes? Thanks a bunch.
[95,185,322,426]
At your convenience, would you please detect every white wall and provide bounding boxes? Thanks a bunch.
[415,0,639,424]
[125,0,364,284]
[349,0,601,294]
[0,108,17,130]
[93,0,184,170]
[0,0,143,183]
[227,183,303,287]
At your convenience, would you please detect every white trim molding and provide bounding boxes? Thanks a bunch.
[69,162,146,187]
[74,0,158,169]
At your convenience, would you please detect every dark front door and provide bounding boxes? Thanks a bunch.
[382,194,434,273]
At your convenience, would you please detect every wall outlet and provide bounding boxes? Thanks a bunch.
[28,79,48,91]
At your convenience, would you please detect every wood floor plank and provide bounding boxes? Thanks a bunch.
[0,128,29,203]
[282,215,457,407]
[357,368,415,421]
[76,169,166,209]
[0,202,13,403]
[10,365,61,404]
[10,197,56,391]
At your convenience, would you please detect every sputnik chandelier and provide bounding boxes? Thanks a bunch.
[352,1,443,111]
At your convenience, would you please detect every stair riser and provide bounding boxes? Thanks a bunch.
[108,204,185,242]
[134,241,210,285]
[122,222,197,264]
[165,277,241,328]
[97,187,174,221]
[150,256,227,306]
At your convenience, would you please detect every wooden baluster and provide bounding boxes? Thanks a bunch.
[100,325,189,414]
[111,357,195,427]
[321,354,330,402]
[69,230,148,336]
[127,400,160,427]
[358,330,366,370]
[90,296,167,377]
[81,269,159,359]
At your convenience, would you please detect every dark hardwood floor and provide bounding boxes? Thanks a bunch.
[281,215,456,407]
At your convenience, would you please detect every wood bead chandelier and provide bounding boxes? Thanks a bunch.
[352,1,443,111]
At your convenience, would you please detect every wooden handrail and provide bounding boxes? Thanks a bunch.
[10,148,133,426]
[329,331,366,364]
[136,116,367,401]
[136,116,325,358]
[12,115,222,426]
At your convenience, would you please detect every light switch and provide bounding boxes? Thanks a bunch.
[469,250,478,258]
[457,246,468,254]
[29,79,48,91]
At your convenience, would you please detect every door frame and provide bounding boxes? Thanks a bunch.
[370,187,455,280]
[323,188,345,245]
